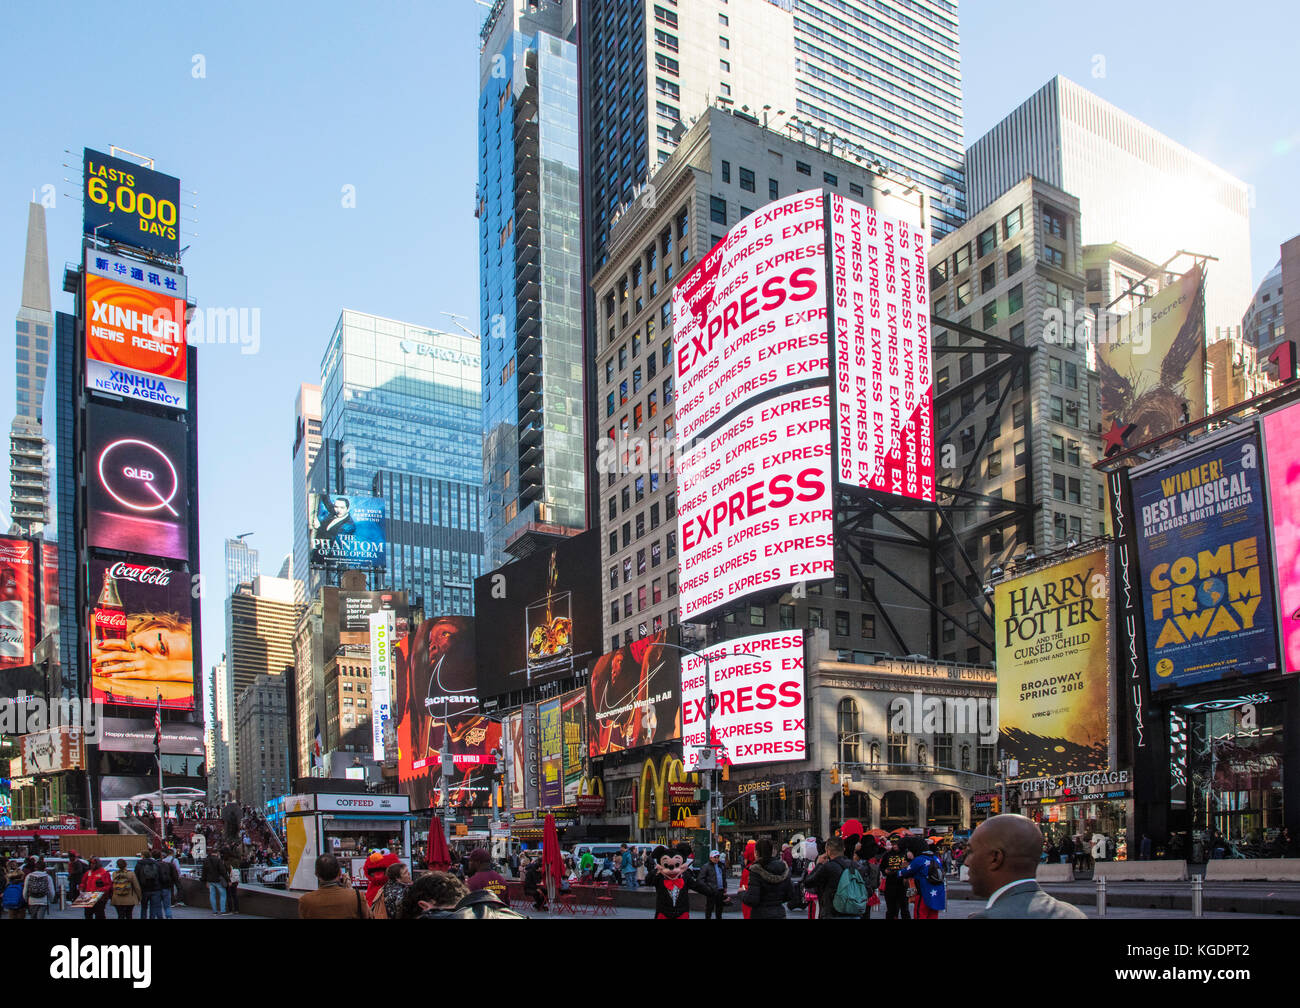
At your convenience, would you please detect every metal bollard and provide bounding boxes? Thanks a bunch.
[1096,875,1107,917]
[1191,876,1203,918]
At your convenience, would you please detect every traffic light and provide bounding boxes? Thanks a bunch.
[722,764,730,782]
[841,780,850,797]
[778,785,786,801]
[830,767,839,785]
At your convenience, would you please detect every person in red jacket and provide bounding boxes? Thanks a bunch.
[81,857,114,920]
[738,840,757,920]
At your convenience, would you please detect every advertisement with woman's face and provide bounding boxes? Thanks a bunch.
[586,630,681,757]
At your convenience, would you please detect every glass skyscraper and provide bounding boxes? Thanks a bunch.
[479,0,586,568]
[318,309,482,598]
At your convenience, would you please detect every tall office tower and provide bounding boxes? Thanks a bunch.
[235,673,290,808]
[227,575,300,701]
[593,107,932,657]
[927,176,1092,664]
[208,657,226,801]
[966,76,1252,338]
[580,0,965,277]
[213,654,234,800]
[11,203,54,534]
[291,383,322,603]
[478,0,587,568]
[225,535,260,598]
[318,310,482,588]
[1243,260,1284,361]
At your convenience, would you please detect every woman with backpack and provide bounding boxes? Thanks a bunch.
[22,859,54,918]
[110,858,143,919]
[2,861,26,919]
[740,838,795,919]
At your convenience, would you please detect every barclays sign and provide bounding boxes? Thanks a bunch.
[398,340,479,368]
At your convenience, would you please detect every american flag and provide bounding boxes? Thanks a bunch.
[313,715,323,768]
[153,695,162,761]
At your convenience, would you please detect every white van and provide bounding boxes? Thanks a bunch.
[567,843,630,866]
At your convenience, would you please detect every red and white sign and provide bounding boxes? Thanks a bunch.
[674,192,829,445]
[829,194,934,501]
[677,388,834,621]
[680,631,807,770]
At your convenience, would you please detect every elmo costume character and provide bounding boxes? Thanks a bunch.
[364,849,400,907]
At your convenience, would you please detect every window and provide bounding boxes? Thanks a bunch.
[1051,434,1065,462]
[1068,477,1081,505]
[1044,245,1065,268]
[655,53,679,75]
[606,391,614,417]
[1007,246,1022,275]
[1050,396,1064,423]
[887,731,907,767]
[719,35,729,49]
[653,578,663,604]
[823,171,837,187]
[988,450,1002,478]
[835,573,849,598]
[1009,321,1024,345]
[1042,205,1066,237]
[1014,439,1026,466]
[719,58,729,72]
[981,263,997,292]
[861,614,875,639]
[834,611,848,638]
[1049,358,1062,385]
[837,698,861,766]
[653,5,677,28]
[749,605,765,627]
[796,160,811,176]
[849,182,863,197]
[709,195,727,225]
[609,566,618,591]
[1064,362,1078,389]
[1067,440,1081,466]
[635,475,645,501]
[977,225,996,257]
[721,159,731,183]
[1004,206,1022,239]
[1006,283,1023,315]
[956,280,971,309]
[954,244,971,274]
[654,29,678,52]
[651,541,662,568]
[982,300,998,328]
[623,557,632,583]
[808,607,823,629]
[1053,473,1067,501]
[769,178,779,200]
[739,167,755,192]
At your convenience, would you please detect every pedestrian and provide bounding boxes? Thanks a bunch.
[3,860,26,919]
[372,861,411,919]
[400,871,470,918]
[965,815,1087,918]
[1140,833,1152,861]
[579,848,595,881]
[738,839,757,920]
[899,837,946,919]
[741,839,794,919]
[110,858,142,919]
[464,848,508,901]
[803,837,865,918]
[200,847,229,915]
[702,849,728,919]
[224,846,241,915]
[523,855,547,912]
[1059,833,1074,866]
[621,843,636,890]
[298,854,370,918]
[66,849,86,903]
[81,857,113,920]
[780,843,794,871]
[23,859,54,919]
[135,849,164,920]
[880,838,910,919]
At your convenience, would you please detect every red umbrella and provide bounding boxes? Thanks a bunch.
[427,816,451,872]
[840,818,865,838]
[542,812,564,907]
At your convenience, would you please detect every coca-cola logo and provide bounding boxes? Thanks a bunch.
[94,611,127,628]
[108,561,173,586]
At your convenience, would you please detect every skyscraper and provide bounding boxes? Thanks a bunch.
[11,203,53,534]
[224,535,260,599]
[235,673,290,809]
[478,0,587,567]
[318,310,482,594]
[965,75,1252,337]
[291,383,322,603]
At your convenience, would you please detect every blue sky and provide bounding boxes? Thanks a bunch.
[1,0,1294,672]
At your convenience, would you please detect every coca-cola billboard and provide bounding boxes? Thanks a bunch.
[88,556,195,711]
[0,537,37,674]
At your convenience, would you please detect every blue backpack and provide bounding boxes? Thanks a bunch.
[2,880,23,910]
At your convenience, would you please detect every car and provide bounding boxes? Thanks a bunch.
[258,865,288,888]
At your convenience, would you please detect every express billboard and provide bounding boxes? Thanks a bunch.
[309,493,386,569]
[86,403,190,562]
[679,631,807,771]
[995,550,1112,778]
[586,630,681,757]
[1131,428,1277,690]
[88,557,196,711]
[83,149,181,257]
[1263,402,1300,673]
[827,194,934,501]
[472,530,602,698]
[83,253,188,411]
[0,538,37,673]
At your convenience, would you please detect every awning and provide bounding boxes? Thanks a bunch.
[321,817,414,831]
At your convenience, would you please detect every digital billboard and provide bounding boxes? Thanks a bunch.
[1263,402,1300,674]
[827,194,934,502]
[679,630,807,771]
[586,630,681,757]
[995,550,1111,778]
[370,610,396,762]
[473,530,602,698]
[676,387,835,621]
[0,538,37,673]
[83,256,188,411]
[309,493,386,569]
[1098,265,1207,446]
[392,616,499,809]
[560,688,584,805]
[504,710,525,810]
[87,403,190,562]
[538,696,563,808]
[83,149,181,257]
[340,590,403,633]
[40,542,59,640]
[88,557,195,711]
[1131,429,1277,690]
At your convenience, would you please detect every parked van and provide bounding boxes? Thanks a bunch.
[567,843,630,866]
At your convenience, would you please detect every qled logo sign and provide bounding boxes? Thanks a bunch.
[87,404,189,562]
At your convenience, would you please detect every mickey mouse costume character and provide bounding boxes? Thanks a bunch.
[649,842,714,920]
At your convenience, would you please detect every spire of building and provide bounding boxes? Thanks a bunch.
[19,202,51,316]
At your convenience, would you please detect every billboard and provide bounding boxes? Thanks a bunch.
[40,542,59,640]
[560,688,585,805]
[676,387,834,620]
[99,717,205,757]
[86,403,190,562]
[0,538,37,672]
[679,630,807,771]
[1263,402,1300,673]
[586,630,681,757]
[827,194,934,501]
[538,696,562,808]
[21,727,85,776]
[83,258,188,411]
[504,710,525,810]
[473,530,602,697]
[83,149,181,257]
[995,550,1111,778]
[309,493,386,569]
[88,557,196,711]
[370,610,396,762]
[392,616,499,808]
[673,191,829,445]
[1098,265,1207,445]
[340,590,403,633]
[1131,429,1277,689]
